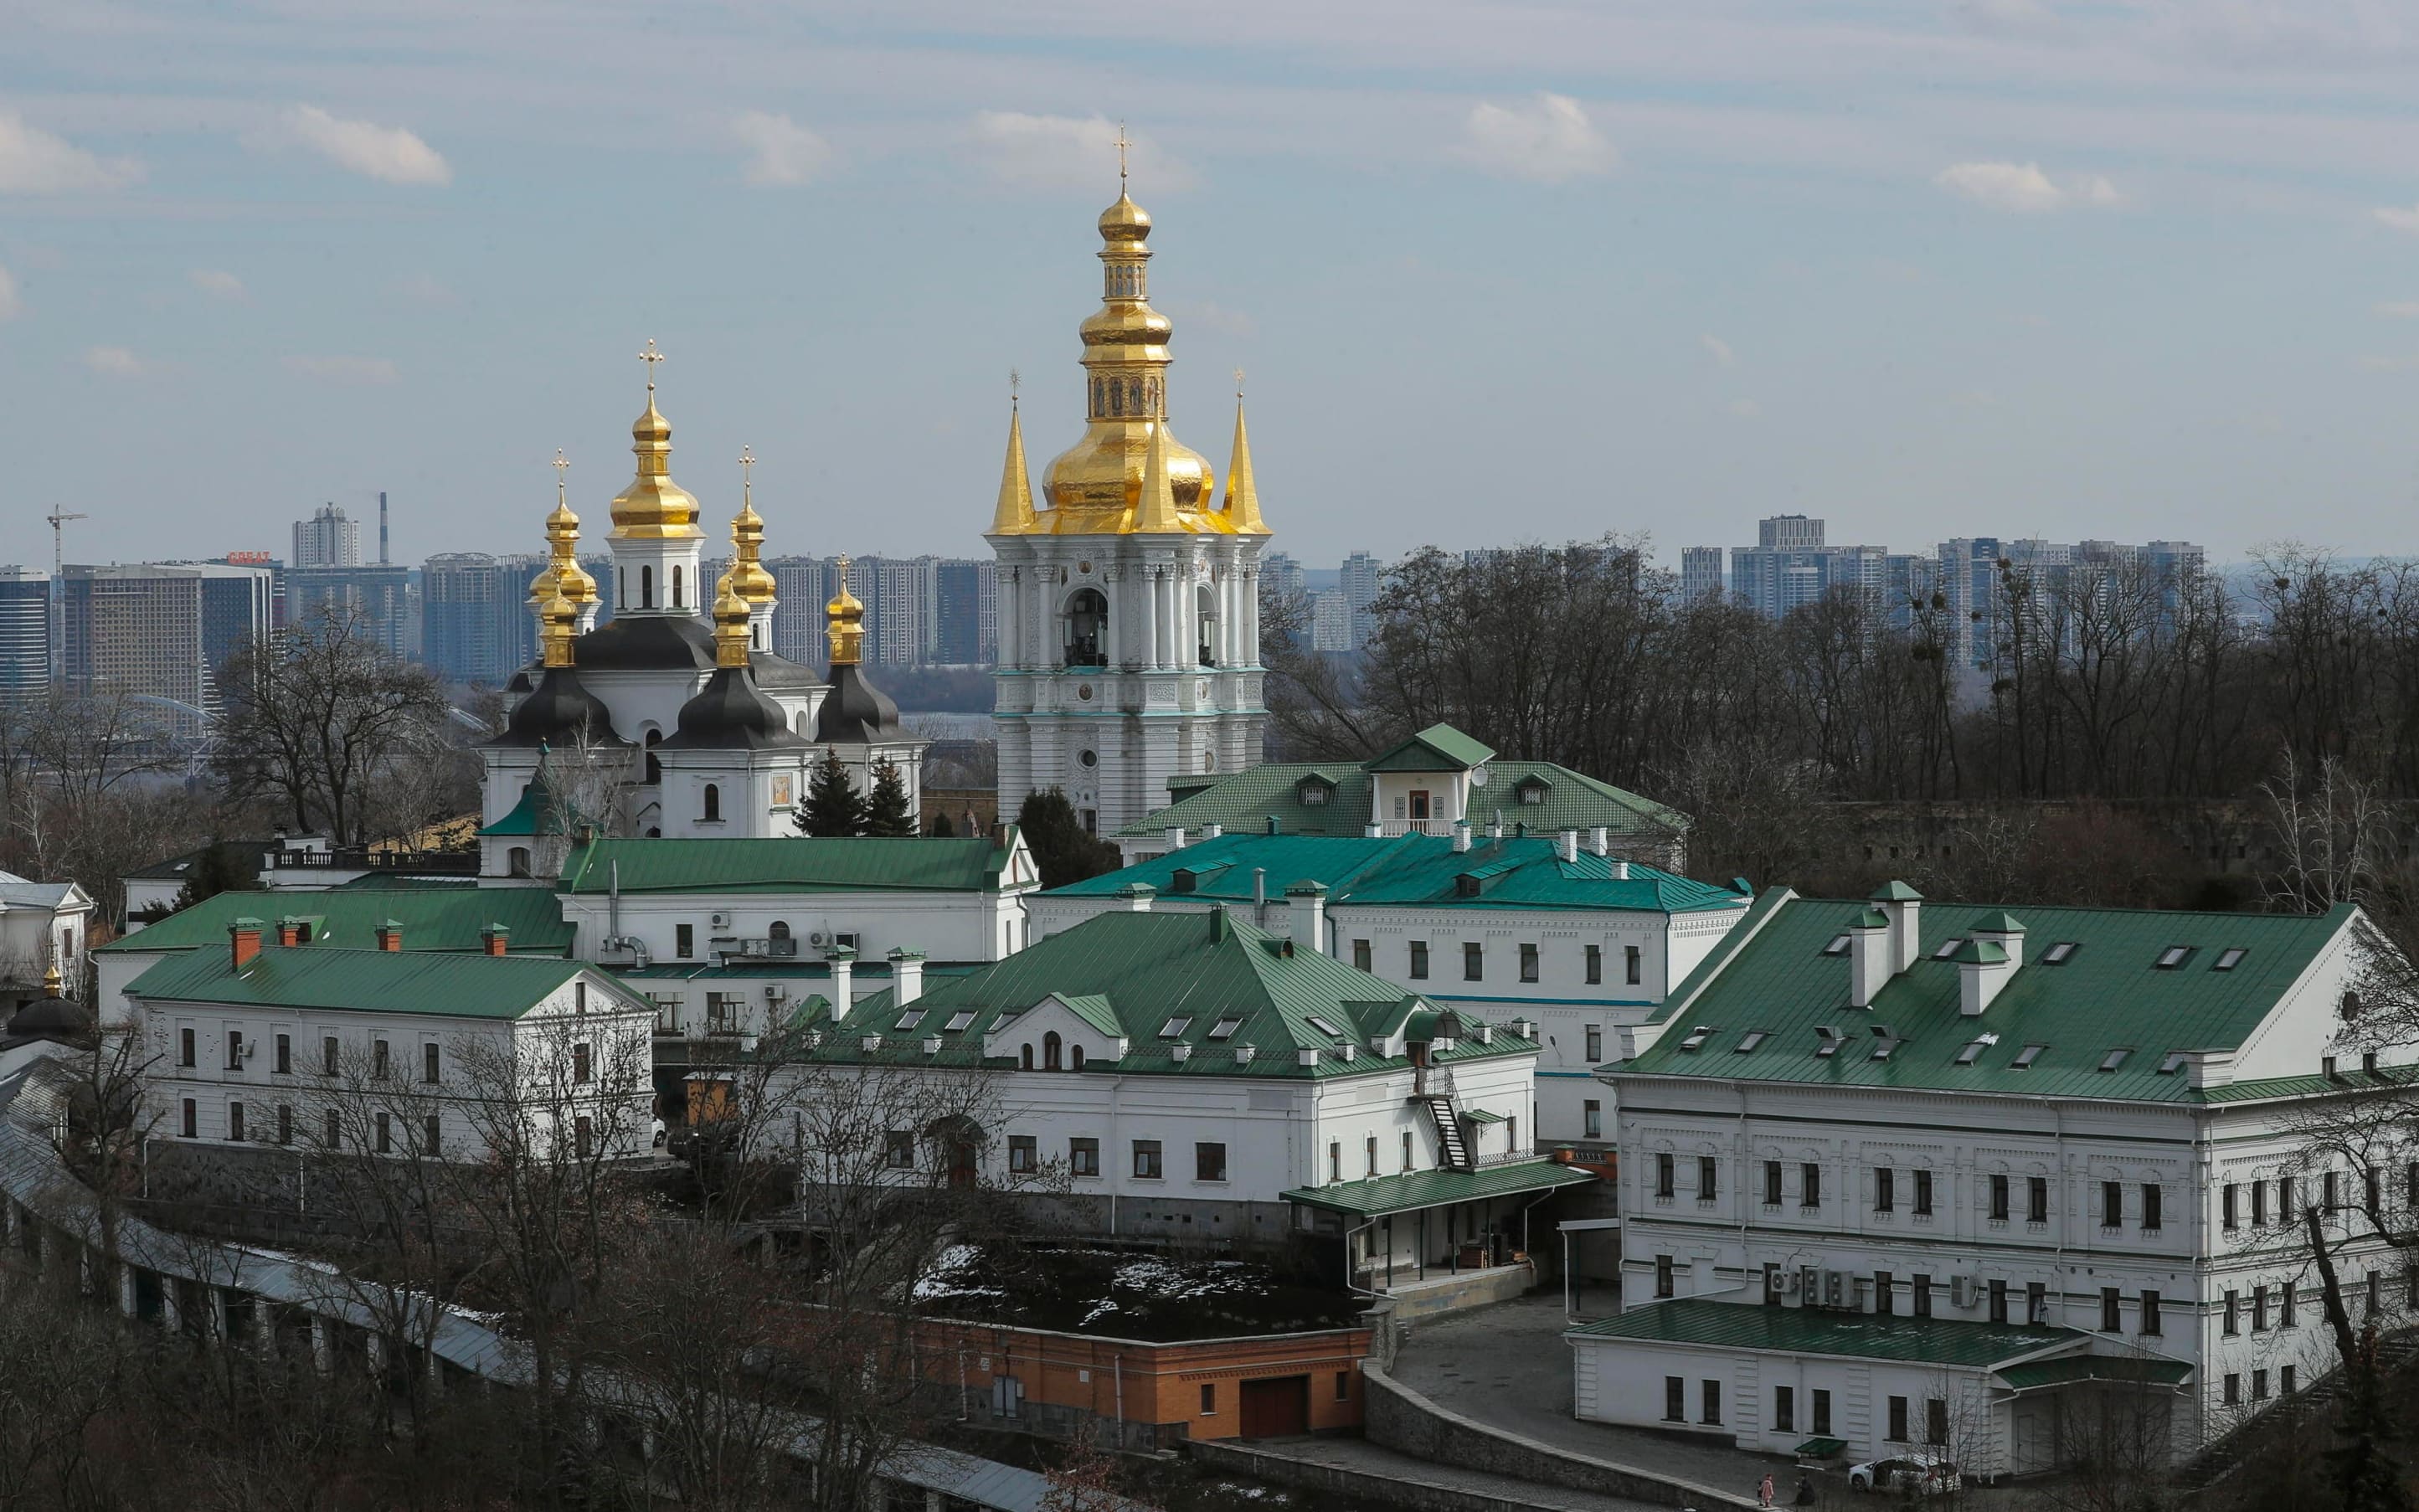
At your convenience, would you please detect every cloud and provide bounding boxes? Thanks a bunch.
[282,105,450,186]
[2376,301,2419,318]
[731,111,833,187]
[1460,94,1618,183]
[1701,333,1736,367]
[83,347,147,378]
[1935,161,2121,212]
[1953,0,2059,35]
[282,355,399,384]
[1171,300,1258,338]
[0,266,17,321]
[390,273,455,306]
[966,112,1193,191]
[189,269,245,301]
[2376,205,2419,235]
[0,111,144,193]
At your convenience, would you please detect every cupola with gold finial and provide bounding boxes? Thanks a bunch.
[606,340,710,617]
[491,585,620,748]
[727,446,778,650]
[815,553,908,745]
[659,570,809,752]
[826,555,866,666]
[530,450,602,640]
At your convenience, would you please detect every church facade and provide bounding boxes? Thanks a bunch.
[988,181,1271,837]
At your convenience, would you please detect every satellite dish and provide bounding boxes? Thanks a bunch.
[1469,764,1490,788]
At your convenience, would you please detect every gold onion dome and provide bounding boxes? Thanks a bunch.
[826,557,866,666]
[1099,190,1150,241]
[712,574,753,668]
[610,378,704,541]
[727,496,777,609]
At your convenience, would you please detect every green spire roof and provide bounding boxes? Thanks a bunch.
[1871,880,1924,902]
[1969,910,2026,934]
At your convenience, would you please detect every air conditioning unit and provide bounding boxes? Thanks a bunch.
[808,930,831,948]
[1800,1265,1821,1304]
[764,984,788,1003]
[1823,1270,1848,1309]
[1950,1276,1977,1309]
[710,911,733,929]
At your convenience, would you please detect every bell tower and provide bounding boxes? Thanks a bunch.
[988,168,1270,838]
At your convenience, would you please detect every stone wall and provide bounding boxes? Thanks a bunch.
[1188,1439,1598,1512]
[1386,1258,1538,1320]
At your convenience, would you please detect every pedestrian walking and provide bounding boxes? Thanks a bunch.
[1759,1473,1776,1507]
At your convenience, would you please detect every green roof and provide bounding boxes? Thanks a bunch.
[1280,1160,1598,1218]
[1619,889,2355,1103]
[1996,1355,2192,1389]
[101,887,574,957]
[558,836,1018,895]
[1364,723,1498,773]
[1051,833,1747,915]
[1567,1299,2077,1370]
[793,910,1537,1079]
[125,946,603,1021]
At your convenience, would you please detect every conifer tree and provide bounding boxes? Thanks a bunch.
[929,810,955,838]
[1015,789,1122,888]
[798,748,866,838]
[862,759,917,838]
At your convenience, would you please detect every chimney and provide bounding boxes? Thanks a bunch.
[1486,814,1503,841]
[1452,819,1473,853]
[1203,822,1222,840]
[1556,829,1579,864]
[1608,860,1630,880]
[1166,826,1188,852]
[229,918,263,971]
[826,945,856,1021]
[1264,815,1279,836]
[1956,939,2015,1016]
[1871,881,1923,975]
[1119,882,1155,913]
[1285,881,1328,957]
[275,917,302,949]
[375,919,403,952]
[1969,911,2026,970]
[1588,826,1609,856]
[1363,822,1382,839]
[1848,907,1892,1008]
[378,490,389,565]
[482,923,510,957]
[889,947,926,1005]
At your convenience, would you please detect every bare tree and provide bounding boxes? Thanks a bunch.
[2263,748,2390,914]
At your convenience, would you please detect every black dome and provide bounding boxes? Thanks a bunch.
[489,666,625,748]
[3,993,90,1048]
[660,666,810,750]
[573,614,717,671]
[814,662,908,745]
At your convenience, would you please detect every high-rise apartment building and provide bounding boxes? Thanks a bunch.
[292,504,362,568]
[0,568,48,699]
[420,553,543,686]
[1310,589,1353,652]
[286,563,411,656]
[1261,551,1305,604]
[58,563,274,726]
[1340,550,1382,650]
[1728,516,1891,620]
[1679,546,1724,604]
[931,558,996,665]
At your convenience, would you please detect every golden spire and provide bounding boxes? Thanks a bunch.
[1222,378,1269,534]
[41,960,61,997]
[726,445,778,609]
[826,553,865,666]
[610,338,704,541]
[1133,409,1182,533]
[990,380,1037,535]
[712,572,753,669]
[533,449,599,613]
[539,588,579,668]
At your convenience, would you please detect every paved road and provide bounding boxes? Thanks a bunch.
[1239,1434,1670,1512]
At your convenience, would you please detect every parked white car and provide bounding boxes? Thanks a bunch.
[1847,1454,1961,1495]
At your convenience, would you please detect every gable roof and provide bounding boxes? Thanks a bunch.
[100,887,574,958]
[1364,723,1497,773]
[1619,888,2355,1103]
[125,946,609,1021]
[795,910,1536,1079]
[557,835,1022,896]
[1049,832,1747,915]
[1114,757,1689,842]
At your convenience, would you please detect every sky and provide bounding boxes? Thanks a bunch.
[6,1,2419,573]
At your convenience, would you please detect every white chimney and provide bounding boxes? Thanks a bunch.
[1556,829,1579,863]
[1969,911,2026,969]
[1872,882,1923,975]
[1364,822,1383,839]
[1486,815,1504,840]
[1119,882,1155,913]
[889,947,925,1005]
[1849,908,1892,1008]
[1608,860,1630,880]
[1166,826,1188,852]
[1957,939,2015,1016]
[1204,822,1223,839]
[826,946,855,1021]
[1588,826,1609,856]
[1286,882,1328,956]
[1453,819,1473,853]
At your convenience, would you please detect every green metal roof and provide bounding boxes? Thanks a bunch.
[1996,1355,2191,1389]
[101,887,574,957]
[557,835,1018,895]
[1567,1299,2079,1370]
[1280,1159,1599,1218]
[125,946,607,1021]
[793,910,1538,1079]
[1050,833,1747,915]
[1113,750,1690,843]
[1364,723,1498,773]
[1617,888,2355,1103]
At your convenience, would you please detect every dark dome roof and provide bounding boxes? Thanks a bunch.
[3,992,90,1047]
[503,666,535,695]
[488,666,625,748]
[815,662,908,745]
[573,613,717,671]
[660,666,810,750]
[749,648,825,692]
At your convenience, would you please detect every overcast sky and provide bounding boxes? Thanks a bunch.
[6,0,2419,573]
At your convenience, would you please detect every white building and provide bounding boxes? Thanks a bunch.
[1572,882,2411,1478]
[129,917,655,1163]
[778,903,1596,1264]
[0,871,95,1014]
[988,182,1271,839]
[293,503,362,568]
[1029,824,1747,1148]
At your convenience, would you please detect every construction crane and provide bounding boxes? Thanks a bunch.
[44,508,86,579]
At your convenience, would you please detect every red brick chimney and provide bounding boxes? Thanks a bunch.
[375,920,403,952]
[276,917,302,949]
[482,924,510,957]
[229,918,264,971]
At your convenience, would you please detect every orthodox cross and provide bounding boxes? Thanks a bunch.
[1115,123,1129,191]
[1010,367,1021,411]
[739,445,756,501]
[552,447,569,502]
[638,337,665,392]
[1234,367,1246,400]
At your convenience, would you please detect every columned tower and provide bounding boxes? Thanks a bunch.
[988,179,1271,837]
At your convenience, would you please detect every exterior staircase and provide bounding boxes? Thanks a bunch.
[2172,1326,2419,1490]
[1423,1096,1475,1172]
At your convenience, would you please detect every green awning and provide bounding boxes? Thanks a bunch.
[1463,1108,1506,1124]
[1280,1159,1599,1220]
[1794,1438,1848,1460]
[1568,1299,2081,1371]
[1997,1355,2192,1390]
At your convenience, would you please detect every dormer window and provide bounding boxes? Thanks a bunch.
[1734,1031,1768,1053]
[2100,1047,2132,1072]
[2012,1043,2047,1069]
[944,1011,977,1034]
[1956,1035,1997,1066]
[1677,1025,1715,1052]
[2155,945,2193,969]
[1296,776,1336,808]
[1515,776,1551,806]
[2213,948,2247,971]
[1207,1016,1244,1041]
[2157,1051,2188,1074]
[1305,1015,1344,1039]
[1931,939,1966,959]
[893,1011,923,1032]
[1159,1016,1192,1038]
[1171,870,1199,894]
[1823,934,1850,956]
[2041,941,2079,964]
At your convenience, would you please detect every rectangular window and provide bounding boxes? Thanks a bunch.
[322,1035,339,1075]
[1655,1254,1675,1299]
[1200,1383,1216,1416]
[1914,1274,1933,1318]
[1989,1278,2008,1324]
[1352,939,1372,972]
[1802,1163,1822,1209]
[373,1039,390,1080]
[1518,943,1540,983]
[2280,1175,2296,1224]
[2325,1170,2340,1211]
[274,1033,291,1074]
[1989,1173,2010,1221]
[1337,1372,1351,1401]
[423,1115,440,1155]
[2367,1271,2381,1317]
[1196,1142,1228,1182]
[1327,1141,1341,1182]
[1133,1140,1163,1180]
[1914,1169,1933,1216]
[1926,1398,1948,1447]
[1774,1386,1794,1434]
[2252,1285,2268,1331]
[2027,1282,2046,1325]
[226,1101,244,1141]
[2102,1288,2123,1332]
[1586,944,1602,985]
[180,1098,195,1138]
[275,1103,293,1146]
[1366,1135,1378,1175]
[1408,941,1428,980]
[2028,1175,2050,1225]
[1007,1135,1037,1174]
[1875,1272,1895,1315]
[1812,1390,1832,1437]
[677,923,694,959]
[225,1030,244,1071]
[1625,945,1642,985]
[375,1112,392,1154]
[1764,1160,1783,1206]
[2224,1374,2240,1407]
[423,1042,440,1083]
[1876,1167,1896,1213]
[574,1041,593,1083]
[1463,942,1483,981]
[2283,1365,2297,1396]
[1665,1376,1685,1422]
[2102,1180,2123,1227]
[2283,1282,2298,1329]
[1701,1380,1722,1427]
[1654,1151,1674,1198]
[2252,1180,2267,1226]
[2144,1290,2163,1335]
[1585,1026,1603,1063]
[323,1108,340,1148]
[2223,1182,2239,1228]
[574,1115,593,1159]
[1697,1155,1718,1200]
[2222,1289,2239,1335]
[885,1130,915,1169]
[1888,1396,1909,1443]
[2252,1369,2268,1401]
[1069,1137,1099,1177]
[179,1027,195,1067]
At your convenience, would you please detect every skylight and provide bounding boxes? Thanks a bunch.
[1932,939,1966,959]
[2214,948,2247,971]
[2155,945,2192,969]
[2012,1043,2047,1069]
[1956,1034,1999,1066]
[893,1011,923,1031]
[1305,1015,1344,1039]
[1823,934,1851,957]
[2041,941,2079,964]
[1735,1031,1768,1053]
[2157,1052,2189,1075]
[1678,1025,1716,1052]
[1871,1039,1900,1062]
[1159,1016,1192,1038]
[1207,1016,1244,1041]
[944,1011,977,1034]
[1814,1026,1842,1058]
[2100,1048,2132,1072]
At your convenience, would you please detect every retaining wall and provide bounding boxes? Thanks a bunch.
[1189,1438,1611,1512]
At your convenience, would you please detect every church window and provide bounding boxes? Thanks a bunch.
[507,847,532,878]
[1127,378,1144,414]
[1066,589,1108,668]
[645,729,662,785]
[1078,749,1098,768]
[672,566,683,608]
[641,565,655,609]
[702,784,720,821]
[1021,1044,1033,1070]
[1044,1032,1062,1071]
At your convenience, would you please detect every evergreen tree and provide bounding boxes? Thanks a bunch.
[929,810,955,838]
[167,840,260,915]
[862,759,918,838]
[798,748,866,838]
[1015,789,1122,888]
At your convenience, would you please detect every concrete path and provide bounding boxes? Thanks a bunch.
[1203,1434,1670,1512]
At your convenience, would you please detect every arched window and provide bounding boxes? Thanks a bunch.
[507,846,532,877]
[645,728,662,785]
[702,783,720,821]
[1021,1043,1033,1070]
[1126,377,1144,414]
[1065,589,1109,669]
[672,565,683,609]
[1072,1044,1086,1071]
[1197,584,1218,666]
[641,564,655,609]
[1043,1031,1062,1071]
[645,826,661,838]
[769,921,790,941]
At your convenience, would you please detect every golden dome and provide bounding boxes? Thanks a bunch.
[727,486,777,609]
[610,392,704,541]
[1099,191,1151,243]
[826,555,866,666]
[712,573,753,668]
[539,589,579,668]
